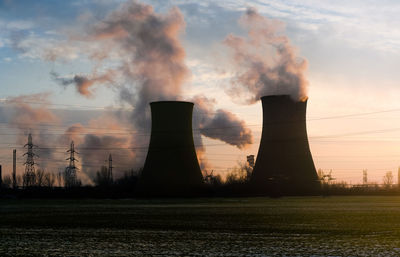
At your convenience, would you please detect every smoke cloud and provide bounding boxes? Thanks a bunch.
[7,94,60,171]
[76,113,137,180]
[90,1,189,135]
[58,123,85,147]
[50,0,189,138]
[192,96,252,149]
[192,95,253,172]
[50,1,252,149]
[4,94,138,184]
[22,1,254,179]
[78,134,136,181]
[224,8,308,103]
[51,71,114,97]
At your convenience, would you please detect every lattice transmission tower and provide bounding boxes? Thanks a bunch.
[23,133,37,187]
[64,141,80,187]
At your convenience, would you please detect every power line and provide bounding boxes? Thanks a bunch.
[2,124,400,150]
[2,122,400,139]
[308,108,400,121]
[3,97,400,118]
[1,104,400,132]
[0,99,132,110]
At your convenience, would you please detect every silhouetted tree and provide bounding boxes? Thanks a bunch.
[35,169,45,187]
[225,162,251,185]
[204,170,222,186]
[16,175,22,188]
[57,172,63,187]
[383,171,393,188]
[95,166,113,187]
[1,175,12,188]
[44,173,55,188]
[22,172,36,187]
[114,169,140,189]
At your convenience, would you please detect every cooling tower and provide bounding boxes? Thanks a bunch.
[137,101,203,196]
[251,95,319,195]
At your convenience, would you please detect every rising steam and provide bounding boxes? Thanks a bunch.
[76,113,137,180]
[2,94,137,183]
[6,1,255,182]
[7,94,59,171]
[51,71,114,97]
[49,1,252,158]
[224,8,308,103]
[192,96,252,149]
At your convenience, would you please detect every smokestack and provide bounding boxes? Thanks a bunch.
[251,95,319,194]
[137,101,203,196]
[13,149,16,189]
[108,154,113,183]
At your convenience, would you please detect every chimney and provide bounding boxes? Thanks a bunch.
[13,149,16,189]
[251,95,319,194]
[137,101,203,196]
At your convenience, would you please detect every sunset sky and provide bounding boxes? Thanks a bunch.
[2,0,400,184]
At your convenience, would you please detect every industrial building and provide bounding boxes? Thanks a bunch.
[251,95,320,195]
[137,101,203,196]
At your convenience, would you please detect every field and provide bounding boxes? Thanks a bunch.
[1,196,400,256]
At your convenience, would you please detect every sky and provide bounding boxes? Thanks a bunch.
[2,0,400,184]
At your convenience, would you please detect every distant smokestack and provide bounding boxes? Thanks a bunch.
[251,95,319,194]
[13,149,16,189]
[137,101,203,195]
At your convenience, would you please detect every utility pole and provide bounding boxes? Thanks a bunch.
[363,169,368,185]
[65,141,78,188]
[13,149,17,189]
[108,154,113,183]
[398,167,400,188]
[23,133,37,187]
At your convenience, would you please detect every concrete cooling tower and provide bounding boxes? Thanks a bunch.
[137,101,203,196]
[250,95,320,195]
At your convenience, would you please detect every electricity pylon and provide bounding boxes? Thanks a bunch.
[65,141,79,187]
[23,133,37,187]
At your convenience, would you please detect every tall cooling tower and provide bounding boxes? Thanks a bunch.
[137,101,203,196]
[251,95,319,194]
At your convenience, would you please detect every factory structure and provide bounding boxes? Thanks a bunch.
[135,97,319,196]
[1,97,320,196]
[137,101,204,196]
[250,95,320,194]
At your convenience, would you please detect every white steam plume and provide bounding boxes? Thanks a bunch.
[224,8,309,103]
